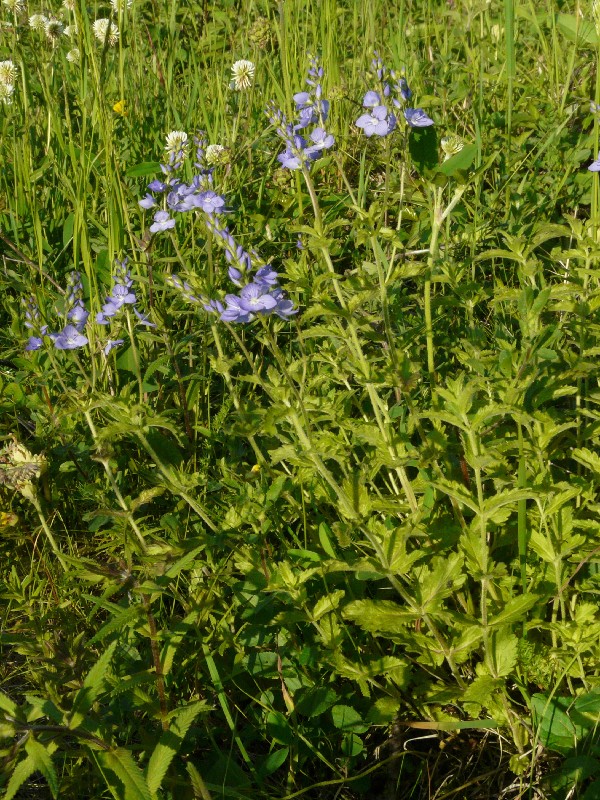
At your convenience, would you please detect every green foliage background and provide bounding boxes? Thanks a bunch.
[1,0,600,798]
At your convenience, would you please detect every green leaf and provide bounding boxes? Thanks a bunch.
[266,711,294,745]
[489,628,518,678]
[89,606,142,645]
[438,143,477,176]
[93,748,152,800]
[343,599,417,632]
[24,737,59,798]
[532,694,577,755]
[0,689,18,715]
[408,126,438,173]
[146,702,206,795]
[4,754,37,800]
[488,594,539,629]
[70,639,118,729]
[331,705,369,733]
[126,161,161,177]
[463,674,501,707]
[318,522,337,558]
[555,13,598,47]
[311,589,345,621]
[295,687,339,718]
[572,448,600,475]
[258,748,289,776]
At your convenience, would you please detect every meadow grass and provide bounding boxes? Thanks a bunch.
[1,0,600,798]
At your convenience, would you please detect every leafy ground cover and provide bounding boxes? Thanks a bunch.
[1,0,600,797]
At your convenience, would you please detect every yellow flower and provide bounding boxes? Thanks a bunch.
[113,99,127,116]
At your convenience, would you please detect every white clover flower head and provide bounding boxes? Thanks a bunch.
[165,130,188,153]
[29,12,46,29]
[62,0,75,10]
[64,22,77,36]
[441,134,465,160]
[66,47,80,63]
[0,82,15,105]
[0,60,17,86]
[3,0,25,13]
[44,17,65,41]
[110,0,132,12]
[230,59,255,91]
[205,144,229,166]
[93,17,119,46]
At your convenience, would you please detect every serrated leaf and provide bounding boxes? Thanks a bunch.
[343,599,417,632]
[70,639,118,729]
[94,748,152,800]
[146,702,206,795]
[0,689,18,715]
[24,737,59,798]
[489,628,518,678]
[572,448,600,475]
[4,753,37,800]
[488,594,539,629]
[311,589,345,621]
[89,606,142,645]
[331,705,369,733]
[463,674,501,706]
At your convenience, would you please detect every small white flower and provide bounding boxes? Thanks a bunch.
[44,17,65,41]
[66,47,80,63]
[230,59,255,91]
[0,82,15,105]
[93,17,119,46]
[110,0,132,12]
[3,0,25,13]
[0,60,17,86]
[64,22,77,37]
[62,0,75,10]
[165,130,188,153]
[29,13,47,30]
[205,144,229,166]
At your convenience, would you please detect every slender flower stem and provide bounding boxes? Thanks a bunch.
[27,491,68,572]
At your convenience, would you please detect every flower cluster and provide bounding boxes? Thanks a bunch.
[0,59,16,105]
[25,272,89,351]
[96,258,154,334]
[230,60,255,91]
[355,54,433,138]
[0,437,46,498]
[139,131,227,234]
[93,18,120,46]
[267,57,335,171]
[24,263,153,354]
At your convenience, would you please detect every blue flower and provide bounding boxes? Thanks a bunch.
[194,190,226,214]
[67,302,89,331]
[25,336,43,351]
[133,307,156,327]
[54,325,88,350]
[588,152,600,171]
[139,193,156,209]
[404,108,434,127]
[220,294,254,323]
[362,90,381,108]
[238,282,278,314]
[103,339,124,355]
[304,126,335,157]
[150,210,176,233]
[356,105,396,137]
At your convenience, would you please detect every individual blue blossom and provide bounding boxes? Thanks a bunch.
[398,77,412,102]
[588,152,600,171]
[220,294,254,323]
[67,302,89,330]
[139,193,156,209]
[404,107,434,127]
[203,298,225,315]
[356,105,396,137]
[53,324,88,350]
[238,282,278,314]
[363,90,382,108]
[194,190,226,214]
[133,307,156,327]
[150,210,176,233]
[25,335,44,351]
[103,338,124,355]
[304,126,335,157]
[255,265,278,287]
[148,179,168,193]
